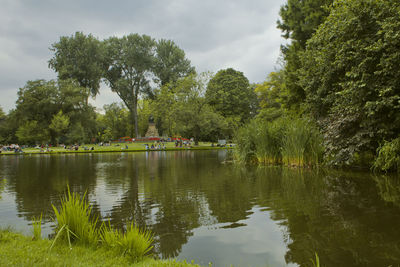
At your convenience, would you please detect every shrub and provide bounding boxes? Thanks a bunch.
[373,137,400,173]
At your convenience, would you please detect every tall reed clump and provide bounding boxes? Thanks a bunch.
[373,137,400,173]
[234,117,324,167]
[233,120,258,163]
[254,119,284,164]
[281,118,324,167]
[51,187,99,247]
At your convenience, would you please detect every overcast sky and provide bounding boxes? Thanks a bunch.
[0,0,287,112]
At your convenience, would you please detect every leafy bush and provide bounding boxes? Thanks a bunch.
[373,138,400,173]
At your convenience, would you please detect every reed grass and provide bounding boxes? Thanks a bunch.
[310,253,321,267]
[233,120,258,163]
[31,213,42,240]
[51,187,99,248]
[255,119,284,164]
[119,223,154,261]
[100,221,154,261]
[234,117,324,167]
[50,187,154,261]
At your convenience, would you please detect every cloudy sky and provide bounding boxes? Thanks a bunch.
[0,0,287,112]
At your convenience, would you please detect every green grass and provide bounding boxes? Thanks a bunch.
[0,229,199,267]
[0,142,230,155]
[31,213,42,241]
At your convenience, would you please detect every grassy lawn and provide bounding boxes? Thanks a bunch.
[0,142,231,155]
[0,229,200,267]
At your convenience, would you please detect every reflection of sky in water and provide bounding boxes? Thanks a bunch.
[0,191,30,233]
[178,206,296,267]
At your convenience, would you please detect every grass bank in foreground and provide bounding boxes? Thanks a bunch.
[0,229,199,267]
[0,142,232,155]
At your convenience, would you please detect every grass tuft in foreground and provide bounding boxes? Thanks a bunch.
[50,186,154,262]
[0,229,198,267]
[52,187,99,247]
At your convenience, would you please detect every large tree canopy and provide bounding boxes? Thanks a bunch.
[49,32,106,101]
[104,34,156,138]
[153,39,195,87]
[278,0,333,48]
[206,68,256,123]
[13,79,96,144]
[300,0,400,165]
[277,0,333,109]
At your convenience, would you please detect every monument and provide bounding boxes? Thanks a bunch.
[145,116,159,137]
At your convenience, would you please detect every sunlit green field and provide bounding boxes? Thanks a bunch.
[0,142,230,155]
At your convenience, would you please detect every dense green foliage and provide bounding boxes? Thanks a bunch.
[278,0,333,108]
[234,0,400,171]
[373,138,400,173]
[49,32,107,101]
[1,79,97,145]
[206,68,257,123]
[153,39,195,87]
[300,0,400,166]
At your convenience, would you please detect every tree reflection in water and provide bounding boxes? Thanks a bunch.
[1,151,400,266]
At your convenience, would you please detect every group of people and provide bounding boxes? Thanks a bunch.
[175,139,191,148]
[145,142,166,150]
[0,144,24,153]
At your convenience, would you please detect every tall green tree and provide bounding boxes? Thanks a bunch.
[100,103,131,140]
[15,80,60,129]
[49,32,106,102]
[153,39,195,87]
[175,73,228,143]
[206,68,256,123]
[16,120,49,145]
[14,79,96,145]
[300,0,400,165]
[277,0,333,109]
[49,110,70,144]
[104,34,156,138]
[254,70,287,121]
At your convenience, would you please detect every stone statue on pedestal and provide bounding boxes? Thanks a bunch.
[145,115,159,137]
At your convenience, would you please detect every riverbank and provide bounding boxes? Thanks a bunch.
[0,142,232,156]
[0,229,199,267]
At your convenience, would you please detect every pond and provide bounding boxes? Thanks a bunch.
[0,150,400,266]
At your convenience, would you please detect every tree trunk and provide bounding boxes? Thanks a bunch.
[133,101,139,138]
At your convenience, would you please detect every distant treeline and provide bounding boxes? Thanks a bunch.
[0,32,257,145]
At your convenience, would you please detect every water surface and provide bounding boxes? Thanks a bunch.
[0,151,400,266]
